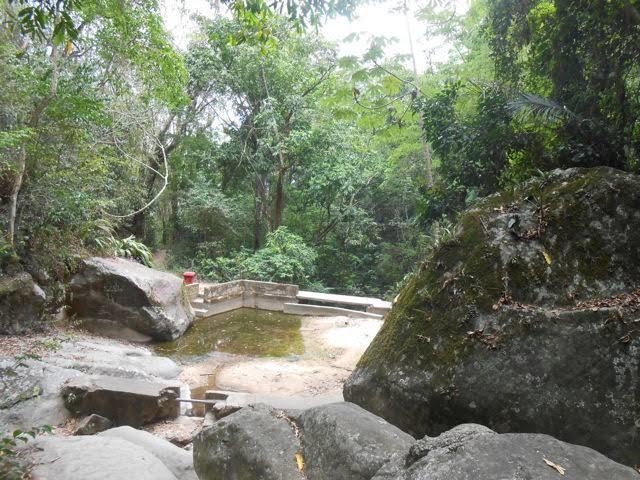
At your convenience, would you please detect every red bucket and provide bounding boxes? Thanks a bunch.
[183,271,196,284]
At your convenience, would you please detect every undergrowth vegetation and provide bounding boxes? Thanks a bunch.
[2,0,638,298]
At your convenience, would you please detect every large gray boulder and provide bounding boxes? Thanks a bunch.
[61,375,179,427]
[27,435,180,480]
[298,402,414,480]
[0,272,46,334]
[68,257,193,341]
[372,424,638,480]
[99,426,197,480]
[193,403,305,480]
[345,167,640,464]
[193,403,636,480]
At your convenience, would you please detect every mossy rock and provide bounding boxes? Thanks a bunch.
[0,272,46,334]
[344,167,640,465]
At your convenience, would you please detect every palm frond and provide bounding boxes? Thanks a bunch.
[508,93,576,125]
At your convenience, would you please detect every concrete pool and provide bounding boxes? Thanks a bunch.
[151,308,383,413]
[153,308,305,358]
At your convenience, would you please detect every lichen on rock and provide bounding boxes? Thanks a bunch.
[344,167,640,465]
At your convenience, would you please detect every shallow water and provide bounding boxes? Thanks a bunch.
[153,308,304,359]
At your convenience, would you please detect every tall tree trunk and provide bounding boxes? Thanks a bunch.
[166,188,179,247]
[130,143,171,240]
[131,168,158,240]
[8,45,59,245]
[272,163,286,230]
[403,0,433,187]
[7,147,26,245]
[253,174,269,250]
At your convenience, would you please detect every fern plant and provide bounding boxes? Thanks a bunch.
[95,235,153,267]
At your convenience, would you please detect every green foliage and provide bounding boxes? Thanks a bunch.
[418,80,545,220]
[0,425,52,480]
[197,227,317,286]
[7,0,79,44]
[96,235,153,267]
[1,0,187,278]
[10,0,637,302]
[485,0,640,171]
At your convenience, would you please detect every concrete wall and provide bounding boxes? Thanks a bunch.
[203,280,245,303]
[198,279,390,320]
[200,280,299,317]
[183,283,200,301]
[203,280,298,303]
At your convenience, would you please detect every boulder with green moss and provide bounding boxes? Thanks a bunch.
[0,272,46,334]
[344,167,640,465]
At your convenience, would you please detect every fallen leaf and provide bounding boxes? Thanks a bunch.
[295,452,305,471]
[542,250,552,265]
[543,457,566,475]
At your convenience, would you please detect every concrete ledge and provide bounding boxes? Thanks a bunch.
[247,293,297,311]
[199,296,245,316]
[198,280,300,318]
[283,303,383,319]
[195,279,389,319]
[297,290,391,315]
[203,280,299,303]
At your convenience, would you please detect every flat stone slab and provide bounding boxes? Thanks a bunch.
[297,291,391,310]
[61,375,180,427]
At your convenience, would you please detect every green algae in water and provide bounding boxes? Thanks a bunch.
[153,308,304,358]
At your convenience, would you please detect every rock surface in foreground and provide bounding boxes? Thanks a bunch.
[194,403,304,480]
[28,429,196,480]
[61,375,179,427]
[0,272,46,334]
[297,402,413,480]
[68,257,193,341]
[1,336,181,434]
[99,426,197,480]
[373,424,638,480]
[193,402,637,480]
[345,167,640,464]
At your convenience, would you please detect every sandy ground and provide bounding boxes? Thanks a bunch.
[178,315,382,397]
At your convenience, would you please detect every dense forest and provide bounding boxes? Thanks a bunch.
[1,0,639,299]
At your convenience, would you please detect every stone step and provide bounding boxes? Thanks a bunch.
[193,308,208,318]
[284,302,383,319]
[296,290,392,314]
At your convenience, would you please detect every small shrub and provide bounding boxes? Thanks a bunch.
[0,426,52,480]
[195,227,318,286]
